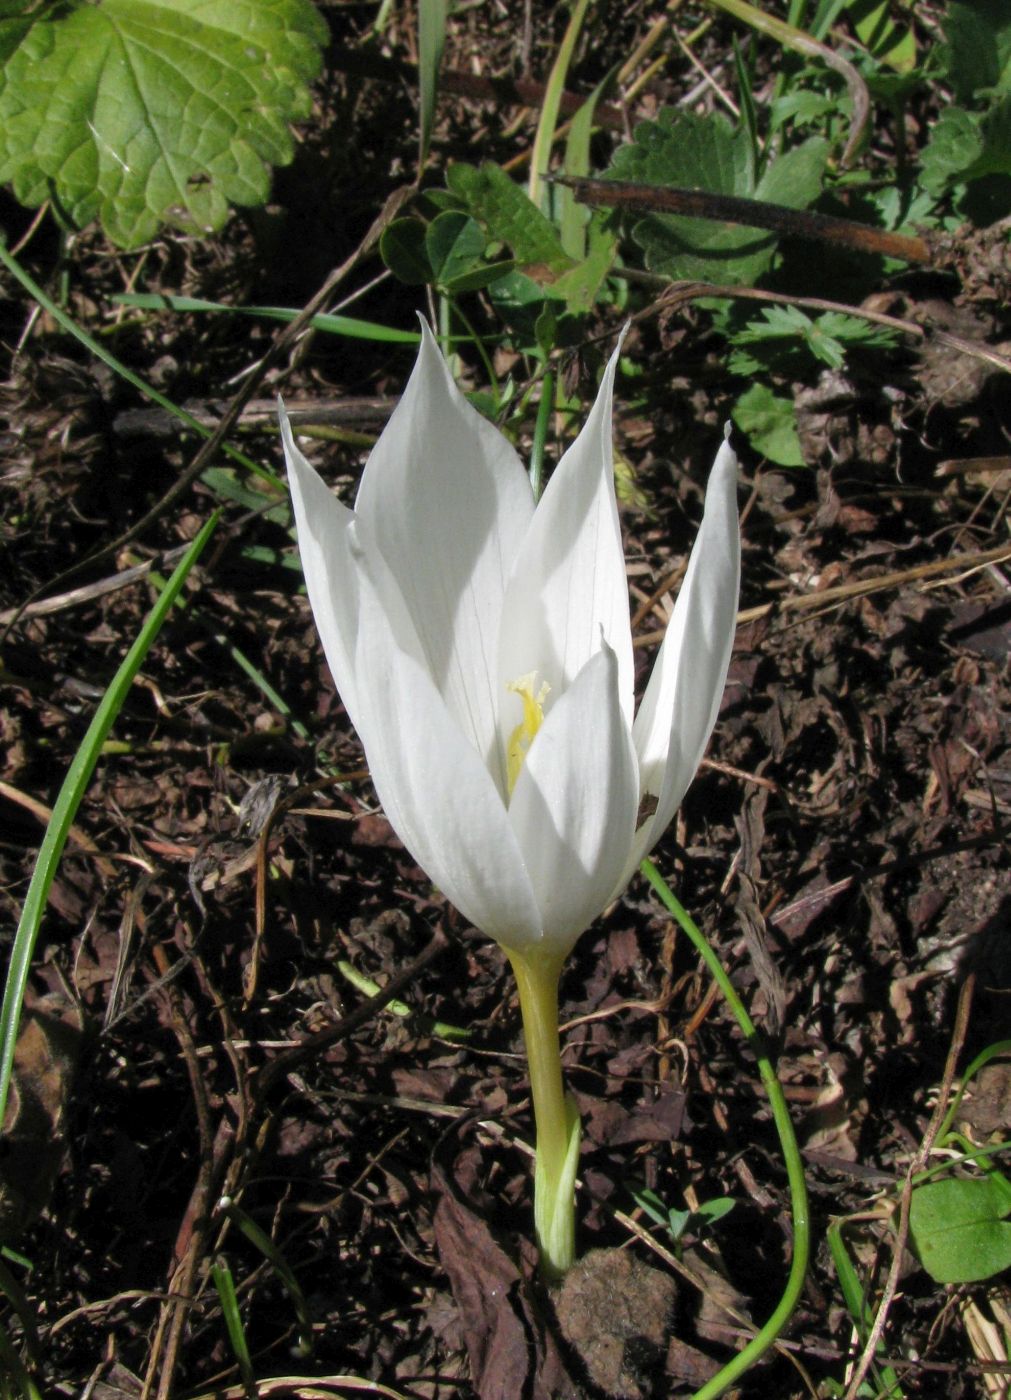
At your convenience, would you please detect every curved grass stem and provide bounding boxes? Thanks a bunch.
[640,859,810,1400]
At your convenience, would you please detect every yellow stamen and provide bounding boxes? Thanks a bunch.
[506,672,550,794]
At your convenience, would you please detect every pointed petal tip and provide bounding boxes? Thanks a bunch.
[713,433,739,478]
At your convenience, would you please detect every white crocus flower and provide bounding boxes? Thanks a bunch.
[281,322,740,1277]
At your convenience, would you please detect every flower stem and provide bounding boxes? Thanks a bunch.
[507,947,581,1280]
[640,859,810,1400]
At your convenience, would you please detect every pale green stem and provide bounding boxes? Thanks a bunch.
[507,947,581,1280]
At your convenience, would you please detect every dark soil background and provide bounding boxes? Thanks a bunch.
[1,3,1009,1398]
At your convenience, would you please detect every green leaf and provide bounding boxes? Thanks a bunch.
[943,0,1011,102]
[727,305,897,376]
[909,1175,1011,1284]
[447,160,574,276]
[380,217,433,285]
[919,107,984,196]
[549,210,616,314]
[754,136,830,212]
[732,382,804,466]
[769,90,838,132]
[0,0,326,248]
[442,258,516,295]
[920,97,1011,217]
[426,210,516,294]
[426,211,486,286]
[603,110,827,284]
[848,0,917,73]
[693,1197,736,1227]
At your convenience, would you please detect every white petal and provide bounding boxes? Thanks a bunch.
[352,558,544,951]
[509,645,638,957]
[355,322,534,784]
[498,339,635,750]
[282,402,364,733]
[632,437,740,856]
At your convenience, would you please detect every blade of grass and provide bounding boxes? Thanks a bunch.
[827,1218,905,1399]
[335,959,471,1040]
[211,1257,257,1397]
[217,1197,314,1358]
[112,293,420,345]
[0,1257,39,1364]
[141,560,313,745]
[418,0,448,170]
[703,0,869,165]
[528,0,593,211]
[0,515,219,1130]
[640,860,809,1400]
[529,368,554,503]
[0,241,276,489]
[935,1039,1011,1146]
[559,64,620,260]
[0,1326,43,1400]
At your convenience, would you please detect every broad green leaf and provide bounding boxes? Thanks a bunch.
[727,305,897,375]
[550,210,617,314]
[0,0,327,248]
[943,0,1011,101]
[380,217,433,285]
[848,0,916,73]
[909,1176,1011,1284]
[604,111,827,284]
[379,211,513,294]
[919,107,984,196]
[442,258,516,296]
[608,108,755,211]
[920,97,1011,219]
[447,160,574,277]
[769,90,838,132]
[754,137,829,211]
[732,382,804,466]
[426,211,486,286]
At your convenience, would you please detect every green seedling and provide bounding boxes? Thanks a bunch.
[631,1186,736,1251]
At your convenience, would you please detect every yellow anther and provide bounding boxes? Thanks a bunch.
[506,672,550,795]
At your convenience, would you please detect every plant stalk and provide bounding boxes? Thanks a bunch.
[508,947,581,1280]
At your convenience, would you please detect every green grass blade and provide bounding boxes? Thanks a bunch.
[218,1196,314,1358]
[211,1257,257,1395]
[0,1324,43,1400]
[112,293,420,345]
[935,1038,1011,1146]
[0,241,276,488]
[560,64,620,259]
[528,0,593,210]
[529,369,554,502]
[418,0,448,170]
[0,1258,39,1363]
[827,1219,905,1398]
[0,515,219,1130]
[640,860,810,1400]
[143,560,313,745]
